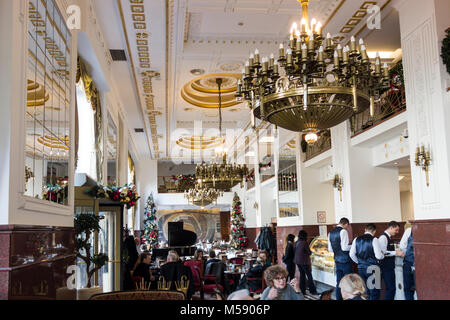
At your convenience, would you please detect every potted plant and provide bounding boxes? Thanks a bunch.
[74,213,109,300]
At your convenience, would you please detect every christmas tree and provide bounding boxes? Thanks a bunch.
[230,193,248,249]
[141,193,159,249]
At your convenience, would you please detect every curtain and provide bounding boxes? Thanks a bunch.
[76,57,104,183]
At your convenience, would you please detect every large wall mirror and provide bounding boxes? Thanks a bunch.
[25,0,72,205]
[106,113,118,186]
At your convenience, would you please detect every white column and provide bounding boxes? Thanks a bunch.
[331,122,402,223]
[331,122,353,223]
[398,0,450,220]
[254,130,263,227]
[136,159,158,231]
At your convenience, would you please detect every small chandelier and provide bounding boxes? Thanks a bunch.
[185,183,223,207]
[236,0,390,138]
[195,78,249,190]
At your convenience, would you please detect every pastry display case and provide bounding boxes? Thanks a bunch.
[309,236,335,273]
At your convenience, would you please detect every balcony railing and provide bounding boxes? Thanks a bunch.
[305,132,332,162]
[351,88,406,137]
[278,164,297,192]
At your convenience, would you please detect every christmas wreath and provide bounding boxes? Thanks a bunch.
[85,184,140,209]
[442,28,450,74]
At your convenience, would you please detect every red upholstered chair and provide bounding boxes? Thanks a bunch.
[203,262,225,295]
[246,277,266,295]
[229,257,244,265]
[184,262,205,299]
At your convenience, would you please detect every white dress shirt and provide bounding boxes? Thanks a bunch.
[328,227,351,253]
[350,232,385,264]
[399,227,412,253]
[378,230,396,257]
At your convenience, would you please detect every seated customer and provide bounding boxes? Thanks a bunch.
[159,251,194,299]
[132,252,155,285]
[260,265,304,300]
[204,250,221,271]
[339,273,367,300]
[259,250,272,267]
[236,257,266,293]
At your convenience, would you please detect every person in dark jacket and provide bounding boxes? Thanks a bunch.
[283,234,296,281]
[294,230,318,295]
[132,252,155,287]
[123,235,139,290]
[159,251,194,299]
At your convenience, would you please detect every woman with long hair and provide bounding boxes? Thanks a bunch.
[283,234,296,281]
[294,230,318,295]
[132,252,154,286]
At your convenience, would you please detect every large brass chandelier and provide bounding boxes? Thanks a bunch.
[184,183,223,207]
[236,0,390,143]
[195,78,249,190]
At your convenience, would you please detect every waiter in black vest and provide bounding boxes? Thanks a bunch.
[378,221,401,300]
[350,223,384,300]
[327,218,352,300]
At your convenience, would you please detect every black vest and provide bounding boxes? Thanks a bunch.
[329,226,351,264]
[355,234,378,267]
[379,232,395,268]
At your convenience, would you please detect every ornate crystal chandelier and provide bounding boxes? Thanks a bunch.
[236,0,390,142]
[185,183,223,207]
[195,78,249,190]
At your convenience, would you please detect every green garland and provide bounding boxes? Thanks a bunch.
[442,28,450,74]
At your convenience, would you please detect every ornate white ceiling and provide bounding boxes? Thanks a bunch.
[93,0,402,161]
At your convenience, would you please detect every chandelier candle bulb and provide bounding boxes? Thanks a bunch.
[334,50,340,68]
[301,18,307,34]
[383,63,390,79]
[360,45,368,62]
[337,44,343,59]
[274,61,279,74]
[350,36,357,53]
[269,54,275,68]
[245,61,250,76]
[326,33,332,49]
[343,46,349,64]
[308,30,315,52]
[315,22,322,36]
[249,53,254,67]
[262,58,269,73]
[311,18,317,34]
[318,46,324,64]
[254,49,260,64]
[302,43,308,61]
[279,43,285,58]
[375,56,381,75]
[290,34,295,50]
[287,48,293,65]
[296,36,302,52]
[291,22,298,36]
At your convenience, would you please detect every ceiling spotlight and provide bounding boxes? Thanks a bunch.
[190,69,205,76]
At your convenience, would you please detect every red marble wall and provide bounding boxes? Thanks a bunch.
[411,219,450,300]
[0,225,76,300]
[245,227,260,250]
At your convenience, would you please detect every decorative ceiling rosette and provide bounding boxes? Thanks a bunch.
[181,73,242,108]
[176,136,225,150]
